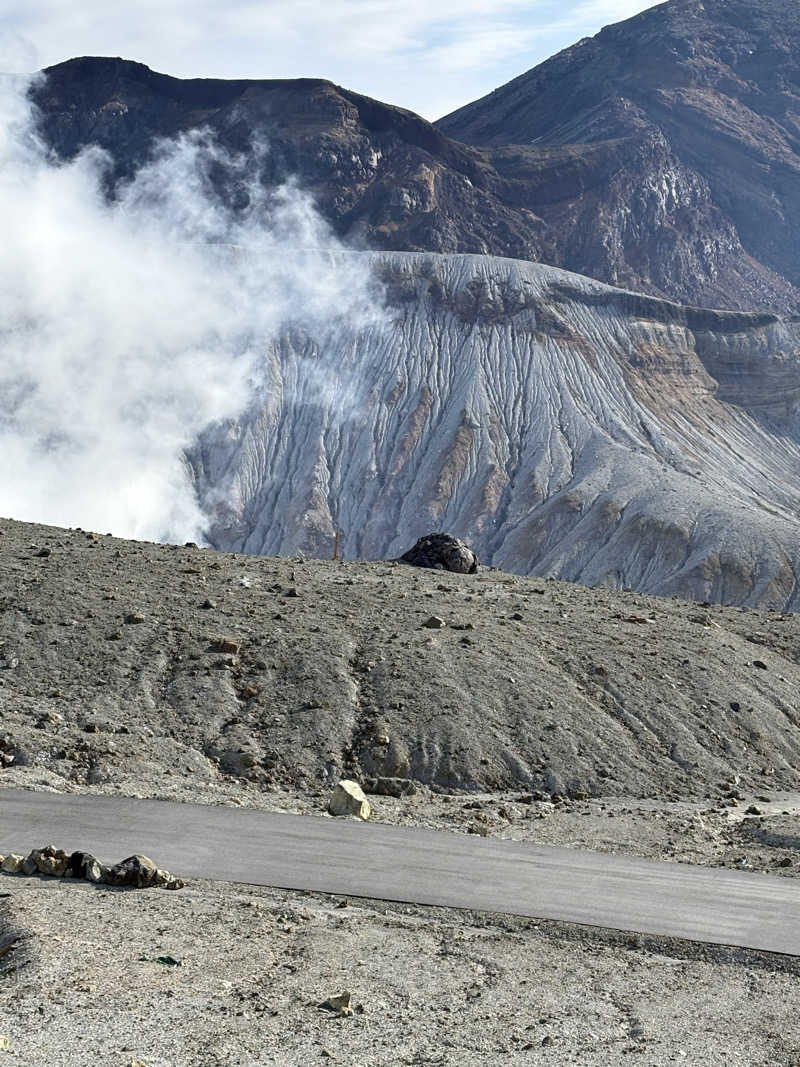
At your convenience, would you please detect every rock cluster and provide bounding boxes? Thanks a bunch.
[398,533,478,575]
[0,845,183,889]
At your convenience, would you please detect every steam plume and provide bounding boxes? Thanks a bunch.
[0,71,379,543]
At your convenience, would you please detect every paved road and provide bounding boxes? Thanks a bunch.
[2,788,800,955]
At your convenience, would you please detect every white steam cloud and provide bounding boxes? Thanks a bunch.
[0,72,380,543]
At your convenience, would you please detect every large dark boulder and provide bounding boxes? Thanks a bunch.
[106,854,158,887]
[398,533,478,574]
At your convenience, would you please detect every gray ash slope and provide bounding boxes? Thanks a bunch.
[192,251,800,610]
[3,516,800,800]
[32,0,800,315]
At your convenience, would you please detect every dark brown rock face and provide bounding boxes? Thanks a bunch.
[439,0,800,313]
[28,0,800,316]
[29,58,550,269]
[107,854,158,887]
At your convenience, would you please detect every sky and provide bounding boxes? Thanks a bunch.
[2,0,660,120]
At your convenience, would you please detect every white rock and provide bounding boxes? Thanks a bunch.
[329,780,371,820]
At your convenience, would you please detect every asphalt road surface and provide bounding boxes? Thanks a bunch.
[3,788,800,955]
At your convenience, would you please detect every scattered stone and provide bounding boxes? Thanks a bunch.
[778,857,793,867]
[35,547,51,558]
[421,615,445,629]
[329,780,371,820]
[752,659,768,670]
[31,845,69,876]
[200,598,216,609]
[0,855,23,874]
[320,992,354,1017]
[467,823,490,836]
[124,612,146,624]
[65,851,102,881]
[107,855,158,888]
[210,637,241,655]
[745,805,763,815]
[398,532,478,574]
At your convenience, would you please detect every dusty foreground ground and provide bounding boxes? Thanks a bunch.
[3,872,800,1067]
[4,518,800,1063]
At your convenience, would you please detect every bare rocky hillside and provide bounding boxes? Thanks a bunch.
[3,516,800,802]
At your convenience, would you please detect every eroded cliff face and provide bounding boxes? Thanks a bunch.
[189,251,800,609]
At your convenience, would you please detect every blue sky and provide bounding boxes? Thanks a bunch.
[2,0,659,119]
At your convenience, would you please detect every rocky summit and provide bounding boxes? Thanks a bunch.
[32,0,800,314]
[439,0,800,313]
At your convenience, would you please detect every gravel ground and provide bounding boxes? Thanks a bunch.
[3,517,800,1064]
[3,875,800,1067]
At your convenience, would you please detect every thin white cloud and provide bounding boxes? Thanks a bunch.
[1,0,659,118]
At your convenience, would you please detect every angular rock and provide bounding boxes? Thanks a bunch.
[320,991,354,1017]
[421,616,445,629]
[153,868,172,888]
[0,854,23,874]
[65,851,102,880]
[106,854,158,888]
[329,780,371,820]
[399,533,478,575]
[89,862,110,884]
[31,845,69,876]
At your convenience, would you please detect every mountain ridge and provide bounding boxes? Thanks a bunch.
[438,0,800,312]
[30,2,800,315]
